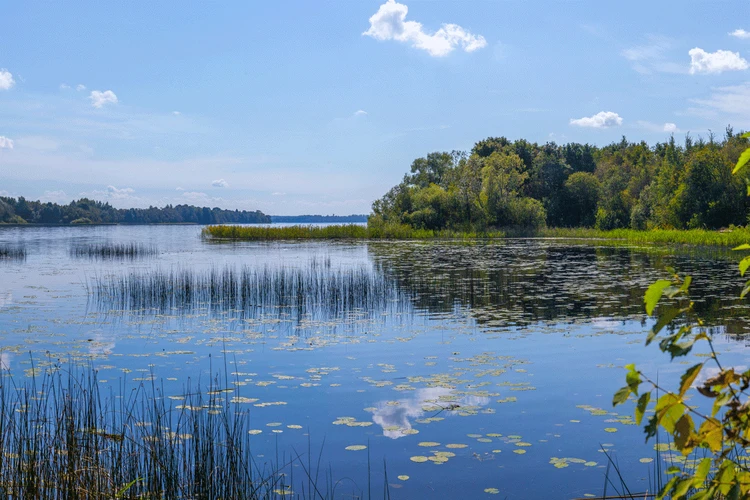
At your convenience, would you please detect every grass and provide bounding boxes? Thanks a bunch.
[202,224,505,241]
[538,227,750,248]
[70,242,157,260]
[0,357,386,499]
[0,245,26,261]
[91,261,406,316]
[203,223,750,247]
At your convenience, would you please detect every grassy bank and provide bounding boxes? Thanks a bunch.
[539,227,750,247]
[202,223,505,240]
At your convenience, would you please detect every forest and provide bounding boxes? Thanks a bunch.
[370,127,750,232]
[0,196,270,225]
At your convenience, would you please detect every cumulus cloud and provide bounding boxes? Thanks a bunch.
[363,0,487,57]
[663,122,678,133]
[0,136,14,149]
[569,111,623,128]
[211,178,228,188]
[730,29,750,40]
[76,84,86,91]
[89,90,118,108]
[0,69,15,90]
[689,48,748,74]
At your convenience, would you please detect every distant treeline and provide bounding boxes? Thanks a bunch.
[372,127,750,232]
[270,214,368,223]
[0,197,270,225]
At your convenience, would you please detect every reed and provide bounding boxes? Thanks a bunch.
[90,261,407,317]
[539,227,750,247]
[0,245,26,261]
[0,358,384,499]
[201,224,505,241]
[71,242,157,260]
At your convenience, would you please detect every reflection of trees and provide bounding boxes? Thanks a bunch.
[371,387,490,439]
[367,241,750,332]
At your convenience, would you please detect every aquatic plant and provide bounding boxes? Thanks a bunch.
[0,358,385,499]
[70,242,157,260]
[90,262,408,318]
[0,245,26,261]
[540,227,750,248]
[202,223,505,241]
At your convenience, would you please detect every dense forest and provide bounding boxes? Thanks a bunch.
[371,127,750,231]
[0,196,270,225]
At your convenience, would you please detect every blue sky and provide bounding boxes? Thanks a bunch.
[0,1,749,215]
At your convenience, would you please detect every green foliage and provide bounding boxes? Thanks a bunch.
[374,131,750,234]
[613,139,750,499]
[202,223,505,241]
[540,226,750,247]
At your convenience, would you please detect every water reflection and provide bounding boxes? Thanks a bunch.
[372,387,490,439]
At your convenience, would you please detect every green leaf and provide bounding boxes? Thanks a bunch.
[645,280,672,316]
[673,413,694,454]
[651,306,683,339]
[740,255,750,277]
[733,148,750,175]
[741,280,750,299]
[655,393,684,433]
[625,363,640,393]
[698,418,723,452]
[635,392,651,425]
[694,457,711,482]
[733,243,750,251]
[742,132,750,139]
[613,386,630,406]
[679,364,703,396]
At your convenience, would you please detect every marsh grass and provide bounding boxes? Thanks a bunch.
[0,245,26,261]
[70,243,157,260]
[0,358,384,499]
[539,227,750,247]
[91,261,407,317]
[202,224,505,241]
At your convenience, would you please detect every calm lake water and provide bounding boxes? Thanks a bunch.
[1,225,749,499]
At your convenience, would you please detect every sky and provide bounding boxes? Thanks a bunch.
[0,1,749,215]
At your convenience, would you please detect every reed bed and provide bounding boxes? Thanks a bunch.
[539,227,750,247]
[0,360,338,499]
[70,242,157,260]
[91,263,406,317]
[202,224,505,241]
[0,245,26,261]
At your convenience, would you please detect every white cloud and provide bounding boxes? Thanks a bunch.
[211,178,228,188]
[663,122,678,133]
[40,190,69,203]
[730,29,750,40]
[89,90,118,108]
[0,69,15,90]
[60,83,71,90]
[0,136,14,149]
[689,48,748,74]
[103,185,135,199]
[363,0,487,57]
[354,110,368,117]
[76,84,86,91]
[570,111,623,128]
[689,82,750,117]
[621,36,685,74]
[271,191,286,196]
[172,111,181,116]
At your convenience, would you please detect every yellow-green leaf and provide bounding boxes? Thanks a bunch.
[645,280,672,316]
[679,363,703,397]
[673,414,695,455]
[698,418,723,452]
[733,148,750,175]
[740,256,750,277]
[635,392,650,426]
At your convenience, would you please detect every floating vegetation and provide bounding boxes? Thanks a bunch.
[344,445,367,451]
[91,263,408,318]
[0,244,26,261]
[70,242,157,260]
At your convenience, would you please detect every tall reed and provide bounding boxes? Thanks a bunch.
[0,245,26,261]
[0,358,383,499]
[70,243,157,260]
[202,224,505,241]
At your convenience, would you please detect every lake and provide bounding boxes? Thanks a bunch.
[0,224,748,499]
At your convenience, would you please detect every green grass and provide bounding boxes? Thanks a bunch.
[202,223,505,240]
[539,227,750,247]
[203,223,750,247]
